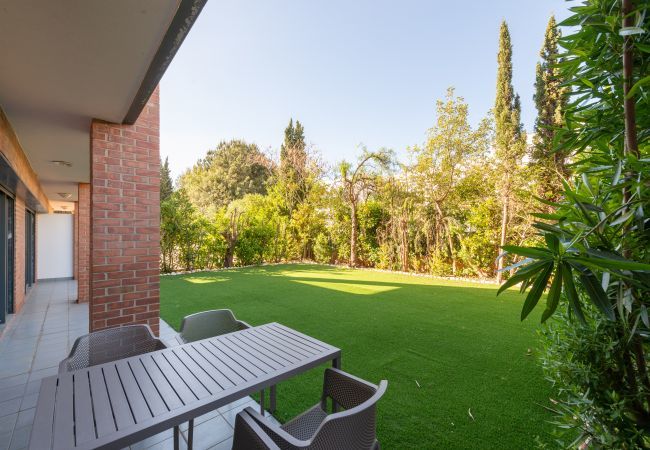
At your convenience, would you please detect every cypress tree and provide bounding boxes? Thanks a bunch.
[280,119,306,175]
[279,118,308,210]
[494,21,526,283]
[532,16,567,201]
[160,156,174,202]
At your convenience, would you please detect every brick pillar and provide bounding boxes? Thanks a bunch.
[73,201,78,280]
[89,87,160,335]
[77,184,90,303]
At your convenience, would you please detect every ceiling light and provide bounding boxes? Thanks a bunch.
[60,205,69,210]
[49,160,72,167]
[57,193,72,199]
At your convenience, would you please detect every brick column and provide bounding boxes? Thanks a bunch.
[77,183,90,303]
[73,201,78,280]
[89,87,160,335]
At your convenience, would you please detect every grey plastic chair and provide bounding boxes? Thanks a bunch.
[232,368,388,450]
[58,325,185,448]
[59,324,166,372]
[176,309,250,344]
[175,309,253,448]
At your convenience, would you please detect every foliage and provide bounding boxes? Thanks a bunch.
[279,118,308,214]
[494,20,528,283]
[178,140,272,216]
[337,148,393,267]
[160,190,227,272]
[411,88,492,275]
[497,0,650,446]
[532,16,569,203]
[313,232,336,264]
[160,156,174,202]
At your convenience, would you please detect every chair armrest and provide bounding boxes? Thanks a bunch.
[233,409,281,450]
[237,320,252,330]
[240,407,309,448]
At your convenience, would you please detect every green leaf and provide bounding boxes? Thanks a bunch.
[533,195,562,208]
[533,222,565,235]
[544,234,560,254]
[569,256,650,272]
[501,245,553,260]
[521,263,554,321]
[542,266,563,323]
[580,78,595,88]
[561,263,586,325]
[636,43,650,53]
[626,75,650,99]
[496,260,549,296]
[610,210,634,227]
[577,269,614,320]
[531,212,566,221]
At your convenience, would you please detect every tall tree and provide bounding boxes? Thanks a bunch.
[338,148,392,267]
[178,140,272,215]
[160,156,174,202]
[494,21,526,283]
[532,15,568,201]
[412,87,491,275]
[279,119,308,215]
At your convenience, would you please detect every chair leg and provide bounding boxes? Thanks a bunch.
[173,425,180,450]
[270,385,276,414]
[260,389,265,415]
[187,419,194,450]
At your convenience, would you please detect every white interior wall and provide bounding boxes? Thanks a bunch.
[36,213,73,279]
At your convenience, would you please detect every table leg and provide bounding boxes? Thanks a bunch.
[270,385,277,414]
[260,389,265,415]
[188,419,194,450]
[173,425,179,450]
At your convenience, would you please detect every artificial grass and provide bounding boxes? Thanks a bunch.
[161,264,554,449]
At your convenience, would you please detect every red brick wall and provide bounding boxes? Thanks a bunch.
[0,108,50,212]
[74,201,78,280]
[77,184,90,303]
[0,106,49,315]
[89,87,160,335]
[14,198,25,312]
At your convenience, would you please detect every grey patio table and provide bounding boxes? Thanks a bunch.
[28,322,341,450]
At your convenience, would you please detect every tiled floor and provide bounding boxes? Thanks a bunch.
[0,280,275,450]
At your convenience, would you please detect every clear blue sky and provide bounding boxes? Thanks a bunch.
[160,0,571,179]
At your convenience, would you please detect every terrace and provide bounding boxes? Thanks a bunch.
[0,279,278,450]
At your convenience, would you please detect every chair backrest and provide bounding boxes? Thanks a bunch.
[244,369,388,450]
[310,375,388,450]
[59,325,166,372]
[178,309,246,343]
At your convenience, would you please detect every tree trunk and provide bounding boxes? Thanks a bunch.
[496,175,510,283]
[224,209,239,268]
[350,202,358,267]
[446,220,456,276]
[400,216,408,272]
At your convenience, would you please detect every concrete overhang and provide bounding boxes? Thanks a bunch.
[0,0,206,206]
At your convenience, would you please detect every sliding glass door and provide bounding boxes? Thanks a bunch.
[0,193,14,325]
[25,210,35,289]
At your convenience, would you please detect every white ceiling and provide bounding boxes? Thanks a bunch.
[0,0,181,202]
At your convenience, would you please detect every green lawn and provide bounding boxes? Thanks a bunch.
[161,264,553,449]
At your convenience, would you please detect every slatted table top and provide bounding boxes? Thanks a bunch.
[29,323,341,450]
